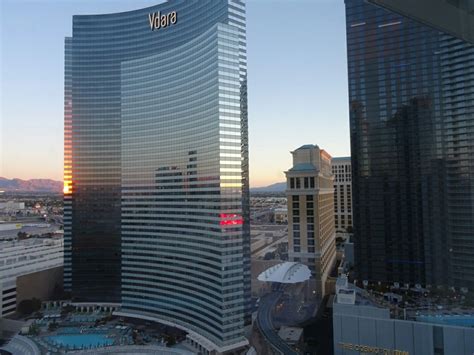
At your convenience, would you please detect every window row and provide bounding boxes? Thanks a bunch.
[289,177,315,189]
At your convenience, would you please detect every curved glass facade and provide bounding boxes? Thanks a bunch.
[65,0,249,350]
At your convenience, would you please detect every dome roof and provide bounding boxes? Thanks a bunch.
[257,262,311,284]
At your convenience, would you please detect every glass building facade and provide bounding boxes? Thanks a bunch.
[345,0,474,287]
[64,0,250,351]
[368,0,474,44]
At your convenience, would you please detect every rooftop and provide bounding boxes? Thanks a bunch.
[295,144,318,150]
[331,156,351,162]
[0,236,62,252]
[277,326,303,344]
[287,163,316,172]
[335,277,474,324]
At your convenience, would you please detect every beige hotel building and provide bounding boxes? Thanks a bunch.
[331,157,352,232]
[285,145,336,296]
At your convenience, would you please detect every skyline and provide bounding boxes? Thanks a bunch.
[0,0,350,187]
[0,1,473,354]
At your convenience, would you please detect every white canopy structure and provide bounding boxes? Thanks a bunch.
[257,262,311,284]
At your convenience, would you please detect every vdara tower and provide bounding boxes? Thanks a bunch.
[64,0,250,352]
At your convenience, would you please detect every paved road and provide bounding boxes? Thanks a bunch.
[257,292,300,355]
[0,335,40,355]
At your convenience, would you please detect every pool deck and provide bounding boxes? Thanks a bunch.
[69,345,197,354]
[416,313,474,327]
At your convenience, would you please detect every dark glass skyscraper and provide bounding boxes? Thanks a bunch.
[345,0,474,288]
[64,0,250,351]
[368,0,474,44]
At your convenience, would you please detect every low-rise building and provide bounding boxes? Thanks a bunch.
[0,202,25,213]
[278,326,303,345]
[274,208,288,224]
[0,237,63,316]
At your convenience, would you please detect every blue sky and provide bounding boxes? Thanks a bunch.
[0,0,349,187]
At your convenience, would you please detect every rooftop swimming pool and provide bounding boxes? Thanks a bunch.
[57,327,109,335]
[47,334,113,349]
[57,327,82,334]
[417,314,474,327]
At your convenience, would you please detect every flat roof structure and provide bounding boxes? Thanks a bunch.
[278,326,303,345]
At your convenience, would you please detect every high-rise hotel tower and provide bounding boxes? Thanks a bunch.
[346,0,474,288]
[285,145,337,297]
[64,0,250,352]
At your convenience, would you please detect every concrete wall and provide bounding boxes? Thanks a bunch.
[334,305,474,355]
[325,277,337,295]
[344,242,354,267]
[16,266,63,304]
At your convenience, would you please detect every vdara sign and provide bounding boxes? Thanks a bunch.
[148,11,177,31]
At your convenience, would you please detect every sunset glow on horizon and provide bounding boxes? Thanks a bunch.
[1,0,350,188]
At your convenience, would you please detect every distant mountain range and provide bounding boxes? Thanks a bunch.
[0,177,286,194]
[0,177,62,193]
[250,182,286,193]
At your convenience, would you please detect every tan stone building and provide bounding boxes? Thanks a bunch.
[331,157,353,232]
[285,145,336,297]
